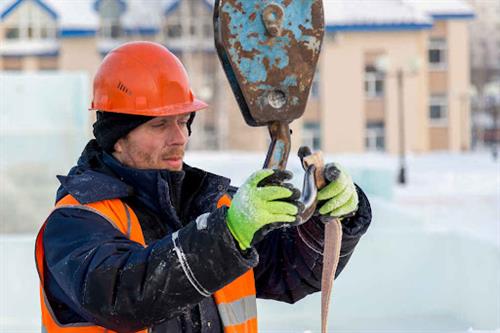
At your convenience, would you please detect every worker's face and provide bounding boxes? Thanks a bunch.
[113,114,190,171]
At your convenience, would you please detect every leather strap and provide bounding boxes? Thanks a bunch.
[301,150,343,333]
[321,220,342,333]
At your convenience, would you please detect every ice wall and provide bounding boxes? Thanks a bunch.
[0,72,90,232]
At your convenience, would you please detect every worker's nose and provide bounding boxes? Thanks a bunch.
[167,122,188,146]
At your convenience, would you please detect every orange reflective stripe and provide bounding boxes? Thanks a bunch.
[214,195,258,332]
[214,270,256,304]
[55,195,145,245]
[217,193,232,208]
[214,271,258,333]
[35,223,47,284]
[36,225,122,333]
[36,195,147,332]
[37,193,257,333]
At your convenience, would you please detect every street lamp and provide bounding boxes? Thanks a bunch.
[374,56,423,185]
[468,85,478,150]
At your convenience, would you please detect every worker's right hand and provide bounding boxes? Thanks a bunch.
[226,169,304,251]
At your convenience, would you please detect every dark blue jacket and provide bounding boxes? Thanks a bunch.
[41,140,372,333]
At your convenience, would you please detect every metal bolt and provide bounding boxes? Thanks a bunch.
[262,3,284,37]
[268,90,287,109]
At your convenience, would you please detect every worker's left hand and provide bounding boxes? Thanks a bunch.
[316,163,358,221]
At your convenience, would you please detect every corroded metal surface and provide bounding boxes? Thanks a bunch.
[214,0,324,126]
[263,121,290,169]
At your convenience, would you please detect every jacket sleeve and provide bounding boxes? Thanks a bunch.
[253,185,372,303]
[42,206,258,332]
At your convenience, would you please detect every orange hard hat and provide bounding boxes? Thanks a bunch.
[90,41,208,116]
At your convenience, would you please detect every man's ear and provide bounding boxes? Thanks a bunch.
[113,138,124,154]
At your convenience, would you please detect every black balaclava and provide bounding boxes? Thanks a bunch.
[93,111,196,152]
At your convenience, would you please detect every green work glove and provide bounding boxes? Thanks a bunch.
[226,169,303,250]
[317,163,359,220]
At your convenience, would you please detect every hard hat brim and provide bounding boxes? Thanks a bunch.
[90,99,209,117]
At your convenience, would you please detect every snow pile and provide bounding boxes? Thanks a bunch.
[403,0,474,17]
[45,0,98,31]
[324,0,431,27]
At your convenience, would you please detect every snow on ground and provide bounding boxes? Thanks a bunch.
[392,152,499,246]
[335,151,499,246]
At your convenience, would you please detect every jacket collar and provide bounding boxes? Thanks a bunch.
[56,140,232,213]
[102,152,186,215]
[56,169,131,204]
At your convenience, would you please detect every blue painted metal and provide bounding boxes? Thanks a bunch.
[222,1,313,82]
[215,0,324,170]
[215,0,324,127]
[1,0,58,20]
[263,121,291,170]
[272,140,286,166]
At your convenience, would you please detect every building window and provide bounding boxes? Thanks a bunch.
[365,122,385,151]
[3,16,56,40]
[163,1,213,46]
[302,122,321,150]
[429,95,448,125]
[364,65,384,99]
[164,10,183,40]
[166,23,182,38]
[100,20,122,39]
[190,24,196,36]
[40,26,52,39]
[5,27,20,39]
[428,38,447,70]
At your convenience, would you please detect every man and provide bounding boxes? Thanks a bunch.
[35,42,372,333]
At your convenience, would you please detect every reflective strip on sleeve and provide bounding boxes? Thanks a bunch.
[217,295,257,327]
[52,205,121,232]
[171,231,211,297]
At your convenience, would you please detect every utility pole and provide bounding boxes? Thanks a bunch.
[397,69,407,184]
[493,102,498,160]
[374,56,421,185]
